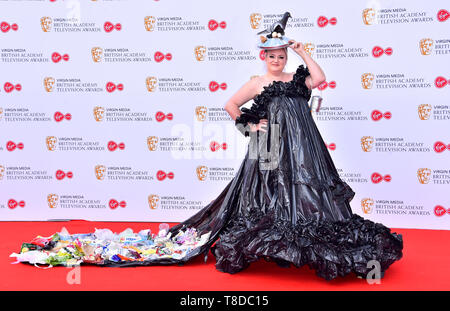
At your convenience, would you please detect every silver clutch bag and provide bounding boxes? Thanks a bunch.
[307,77,322,113]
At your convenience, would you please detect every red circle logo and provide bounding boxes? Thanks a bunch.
[156,170,166,181]
[317,16,328,27]
[434,205,446,217]
[55,170,66,180]
[4,82,14,93]
[434,141,447,153]
[109,199,119,209]
[52,52,62,63]
[104,22,114,33]
[8,199,18,209]
[437,9,450,22]
[154,51,164,62]
[54,111,64,122]
[371,110,383,121]
[435,76,448,88]
[209,81,219,92]
[208,19,218,31]
[108,141,118,151]
[371,172,383,184]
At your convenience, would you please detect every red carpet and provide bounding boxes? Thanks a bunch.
[1,220,449,291]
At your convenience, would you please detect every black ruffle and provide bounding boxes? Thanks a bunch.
[236,65,312,126]
[211,208,403,281]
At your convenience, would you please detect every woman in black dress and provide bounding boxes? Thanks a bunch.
[163,20,403,280]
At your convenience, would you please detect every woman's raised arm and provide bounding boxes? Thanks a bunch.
[288,40,326,89]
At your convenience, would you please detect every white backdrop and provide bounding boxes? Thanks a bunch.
[0,0,449,230]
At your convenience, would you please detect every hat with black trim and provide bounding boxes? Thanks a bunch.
[257,12,292,50]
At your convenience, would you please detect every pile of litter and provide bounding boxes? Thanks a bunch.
[10,224,211,267]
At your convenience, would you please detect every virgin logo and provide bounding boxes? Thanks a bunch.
[106,82,124,93]
[154,52,172,62]
[8,199,25,209]
[156,170,174,181]
[435,76,449,88]
[6,141,24,151]
[317,81,336,91]
[54,111,72,122]
[210,141,227,152]
[208,19,226,31]
[109,199,126,209]
[4,82,22,93]
[372,46,393,57]
[371,110,392,121]
[104,22,122,32]
[317,16,337,27]
[52,52,69,63]
[260,50,266,61]
[434,205,449,216]
[1,22,18,33]
[326,143,336,150]
[433,141,450,153]
[155,111,173,122]
[108,141,125,151]
[371,172,391,183]
[209,81,227,92]
[437,9,450,22]
[55,170,73,180]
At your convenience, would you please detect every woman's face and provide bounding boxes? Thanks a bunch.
[265,48,287,73]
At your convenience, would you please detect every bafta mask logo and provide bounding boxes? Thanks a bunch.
[47,193,59,209]
[250,13,262,29]
[46,136,57,151]
[361,198,374,214]
[93,106,105,122]
[95,165,106,180]
[419,38,434,55]
[148,194,159,210]
[91,47,103,63]
[0,107,3,121]
[144,16,156,32]
[361,73,374,89]
[362,8,376,25]
[194,46,207,61]
[196,165,208,181]
[40,16,52,32]
[417,168,431,184]
[195,106,207,121]
[146,76,157,92]
[0,165,5,180]
[147,136,159,151]
[44,77,55,92]
[418,104,432,120]
[303,43,315,57]
[361,136,374,152]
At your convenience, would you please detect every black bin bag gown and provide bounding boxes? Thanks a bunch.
[126,64,403,280]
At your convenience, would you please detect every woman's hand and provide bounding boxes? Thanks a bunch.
[249,119,268,133]
[288,40,307,57]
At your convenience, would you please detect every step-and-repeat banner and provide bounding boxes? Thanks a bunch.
[0,0,449,229]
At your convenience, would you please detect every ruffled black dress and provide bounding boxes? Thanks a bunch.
[119,65,403,280]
